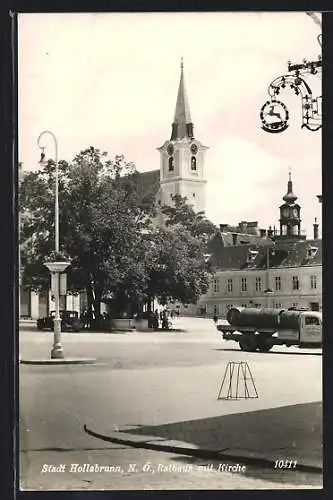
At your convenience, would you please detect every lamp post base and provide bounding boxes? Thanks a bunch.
[51,346,64,359]
[51,317,64,359]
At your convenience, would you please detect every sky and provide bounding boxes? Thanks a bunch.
[18,12,322,238]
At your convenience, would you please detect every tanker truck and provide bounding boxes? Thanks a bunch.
[217,307,322,352]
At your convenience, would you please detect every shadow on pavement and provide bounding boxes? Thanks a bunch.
[122,402,322,472]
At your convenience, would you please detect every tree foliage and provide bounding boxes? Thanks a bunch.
[20,147,216,318]
[20,148,150,316]
[161,194,217,242]
[142,225,210,306]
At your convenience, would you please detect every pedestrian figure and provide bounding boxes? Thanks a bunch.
[161,310,169,330]
[213,313,218,325]
[80,309,89,329]
[153,309,159,330]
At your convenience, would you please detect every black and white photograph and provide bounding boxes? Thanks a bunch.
[18,11,322,490]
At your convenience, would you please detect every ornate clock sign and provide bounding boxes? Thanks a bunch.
[260,100,289,133]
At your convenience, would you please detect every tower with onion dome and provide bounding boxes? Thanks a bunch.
[279,171,304,239]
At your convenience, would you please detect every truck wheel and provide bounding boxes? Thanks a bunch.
[239,337,258,352]
[257,343,273,353]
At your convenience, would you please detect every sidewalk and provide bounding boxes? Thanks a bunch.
[19,316,218,334]
[85,401,322,472]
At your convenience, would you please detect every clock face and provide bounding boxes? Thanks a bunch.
[293,208,298,217]
[283,208,289,217]
[167,143,174,156]
[190,143,198,155]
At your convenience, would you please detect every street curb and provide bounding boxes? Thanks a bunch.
[20,358,97,365]
[83,425,322,475]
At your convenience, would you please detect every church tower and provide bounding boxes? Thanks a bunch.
[279,171,304,240]
[157,59,208,213]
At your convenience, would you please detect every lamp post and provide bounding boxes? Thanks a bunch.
[38,131,59,252]
[38,130,69,359]
[264,244,275,307]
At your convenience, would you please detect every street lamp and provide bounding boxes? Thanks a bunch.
[37,130,69,359]
[264,244,275,307]
[38,131,59,252]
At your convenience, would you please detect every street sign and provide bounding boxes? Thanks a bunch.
[50,272,67,295]
[60,273,67,295]
[50,273,58,294]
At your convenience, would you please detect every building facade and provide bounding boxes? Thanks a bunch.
[176,236,322,318]
[174,176,322,317]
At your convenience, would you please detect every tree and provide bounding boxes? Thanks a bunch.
[161,194,217,241]
[142,224,211,307]
[19,148,216,322]
[19,147,151,320]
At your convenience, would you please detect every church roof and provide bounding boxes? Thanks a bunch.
[173,59,192,125]
[134,169,160,209]
[171,59,194,140]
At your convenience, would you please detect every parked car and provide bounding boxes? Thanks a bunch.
[36,310,82,332]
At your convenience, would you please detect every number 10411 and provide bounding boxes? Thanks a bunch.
[274,460,297,469]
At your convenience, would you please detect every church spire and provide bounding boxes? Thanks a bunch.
[283,170,298,204]
[171,58,194,140]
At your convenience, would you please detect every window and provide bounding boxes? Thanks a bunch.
[255,277,262,292]
[168,156,174,171]
[292,276,299,290]
[191,156,196,170]
[213,304,219,315]
[227,279,233,292]
[254,303,262,308]
[275,302,282,309]
[192,193,195,197]
[241,278,247,292]
[247,249,259,263]
[307,246,318,259]
[310,275,317,289]
[275,276,281,291]
[292,302,298,308]
[309,302,320,311]
[305,316,320,325]
[213,277,219,293]
[241,304,248,308]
